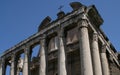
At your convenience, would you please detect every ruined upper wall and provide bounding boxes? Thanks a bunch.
[38,2,103,32]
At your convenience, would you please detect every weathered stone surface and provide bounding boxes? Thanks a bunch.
[70,2,83,10]
[91,33,102,75]
[78,19,93,75]
[0,1,120,75]
[57,11,65,19]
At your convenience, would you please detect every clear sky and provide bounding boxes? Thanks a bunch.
[0,0,120,54]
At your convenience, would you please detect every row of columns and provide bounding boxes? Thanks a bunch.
[78,19,110,75]
[0,19,110,75]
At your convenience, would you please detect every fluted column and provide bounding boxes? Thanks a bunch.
[91,32,102,75]
[23,46,31,75]
[100,45,110,75]
[58,28,67,75]
[39,36,46,75]
[78,19,93,75]
[10,53,16,75]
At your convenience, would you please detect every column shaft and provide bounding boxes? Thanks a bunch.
[0,67,1,75]
[10,54,16,75]
[16,57,21,75]
[100,45,110,75]
[0,59,2,75]
[23,47,31,75]
[0,58,6,75]
[78,19,93,75]
[16,69,20,75]
[91,33,102,75]
[58,29,67,75]
[39,37,46,75]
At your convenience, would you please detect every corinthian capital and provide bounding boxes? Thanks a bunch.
[40,34,46,47]
[78,19,88,28]
[101,44,107,53]
[93,32,98,41]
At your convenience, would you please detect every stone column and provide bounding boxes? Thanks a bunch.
[16,68,20,75]
[91,32,102,75]
[16,56,21,75]
[10,53,16,75]
[39,36,46,75]
[0,59,2,75]
[78,19,93,75]
[23,46,31,75]
[16,65,20,75]
[0,58,6,75]
[100,45,110,75]
[58,29,67,75]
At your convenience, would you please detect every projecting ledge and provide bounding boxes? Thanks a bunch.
[86,5,104,27]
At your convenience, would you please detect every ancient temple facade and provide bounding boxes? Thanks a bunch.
[0,2,120,75]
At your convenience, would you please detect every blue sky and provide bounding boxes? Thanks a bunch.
[0,0,120,55]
